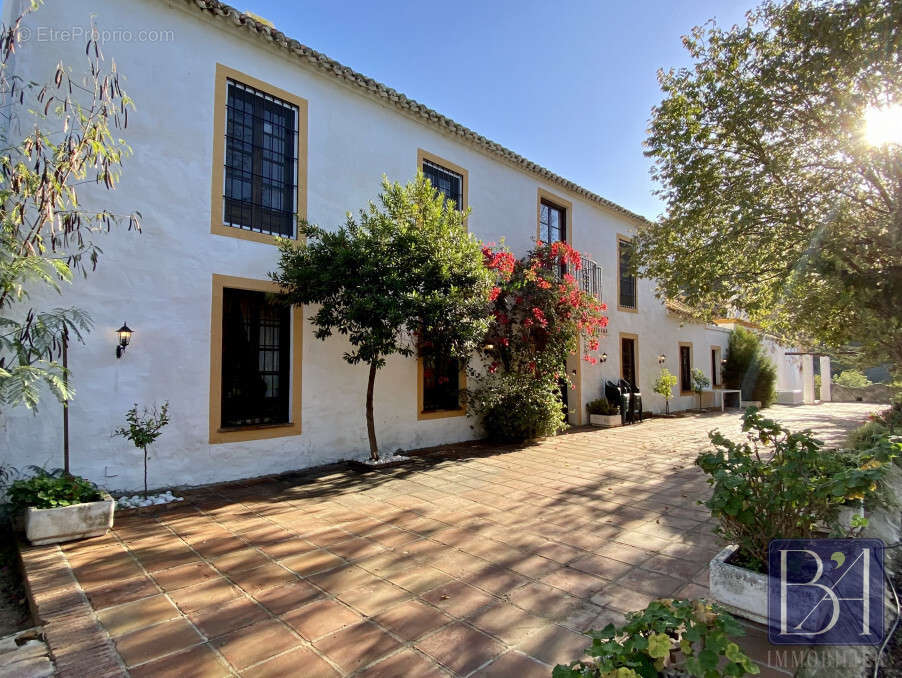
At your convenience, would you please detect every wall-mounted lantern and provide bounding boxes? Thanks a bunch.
[600,352,607,363]
[116,323,133,359]
[658,353,666,365]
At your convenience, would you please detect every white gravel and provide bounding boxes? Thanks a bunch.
[115,491,183,509]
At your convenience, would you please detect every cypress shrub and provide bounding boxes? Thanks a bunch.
[722,327,777,407]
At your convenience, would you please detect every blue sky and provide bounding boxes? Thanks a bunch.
[242,1,754,220]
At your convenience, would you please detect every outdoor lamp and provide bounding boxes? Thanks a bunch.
[600,352,607,363]
[658,353,666,365]
[721,358,728,365]
[116,323,133,359]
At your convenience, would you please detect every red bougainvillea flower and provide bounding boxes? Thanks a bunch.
[489,286,501,301]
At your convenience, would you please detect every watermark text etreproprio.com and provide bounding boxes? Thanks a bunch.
[19,25,175,44]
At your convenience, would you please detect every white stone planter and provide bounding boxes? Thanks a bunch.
[589,413,621,428]
[24,491,115,546]
[709,545,769,624]
[739,400,762,409]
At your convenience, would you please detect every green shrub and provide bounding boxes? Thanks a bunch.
[721,327,777,407]
[7,469,101,512]
[697,410,889,572]
[553,598,758,678]
[468,372,565,442]
[832,369,872,388]
[847,420,890,451]
[586,397,618,416]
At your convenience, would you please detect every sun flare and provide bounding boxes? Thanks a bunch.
[864,104,902,146]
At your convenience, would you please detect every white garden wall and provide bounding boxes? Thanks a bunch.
[2,0,730,491]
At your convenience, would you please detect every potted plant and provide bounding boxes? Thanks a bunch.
[691,368,710,410]
[8,469,114,545]
[653,368,678,415]
[697,410,889,622]
[553,598,759,677]
[586,397,620,428]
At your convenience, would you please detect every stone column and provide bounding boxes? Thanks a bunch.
[819,356,831,402]
[802,355,816,404]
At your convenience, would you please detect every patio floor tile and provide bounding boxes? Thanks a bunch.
[113,617,203,667]
[84,575,159,610]
[471,650,550,678]
[210,619,301,670]
[96,594,181,637]
[240,646,340,677]
[188,596,271,638]
[128,643,231,678]
[313,621,402,673]
[253,580,323,615]
[354,649,448,678]
[281,598,363,640]
[167,577,244,613]
[415,622,506,675]
[371,599,452,641]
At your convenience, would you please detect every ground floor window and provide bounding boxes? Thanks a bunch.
[221,288,290,427]
[418,340,466,419]
[422,354,461,412]
[679,343,692,393]
[621,334,638,389]
[711,346,721,386]
[209,274,302,444]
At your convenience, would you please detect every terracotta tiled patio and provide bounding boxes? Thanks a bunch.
[20,403,877,677]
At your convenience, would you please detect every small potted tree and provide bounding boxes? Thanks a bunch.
[691,368,710,411]
[114,402,170,505]
[653,368,678,415]
[586,397,620,428]
[9,469,115,545]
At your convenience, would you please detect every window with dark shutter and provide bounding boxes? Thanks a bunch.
[221,288,291,428]
[680,345,692,393]
[422,160,463,209]
[618,239,637,309]
[223,80,298,237]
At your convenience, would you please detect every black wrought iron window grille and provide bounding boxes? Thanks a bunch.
[422,160,463,210]
[223,80,299,237]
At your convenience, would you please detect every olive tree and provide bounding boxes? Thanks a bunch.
[272,174,494,460]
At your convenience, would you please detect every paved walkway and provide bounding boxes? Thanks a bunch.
[21,403,877,677]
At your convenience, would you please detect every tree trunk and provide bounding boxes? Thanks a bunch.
[366,362,379,461]
[143,446,148,498]
[665,400,669,415]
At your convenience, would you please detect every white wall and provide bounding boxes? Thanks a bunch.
[1,0,727,491]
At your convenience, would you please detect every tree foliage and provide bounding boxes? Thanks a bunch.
[0,2,139,411]
[722,328,777,407]
[638,0,902,373]
[272,174,494,459]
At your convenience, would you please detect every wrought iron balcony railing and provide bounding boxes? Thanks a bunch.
[575,256,602,301]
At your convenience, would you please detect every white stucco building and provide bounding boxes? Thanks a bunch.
[0,0,801,491]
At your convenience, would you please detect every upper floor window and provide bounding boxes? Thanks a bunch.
[618,237,637,310]
[540,200,566,244]
[422,159,463,209]
[223,80,299,237]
